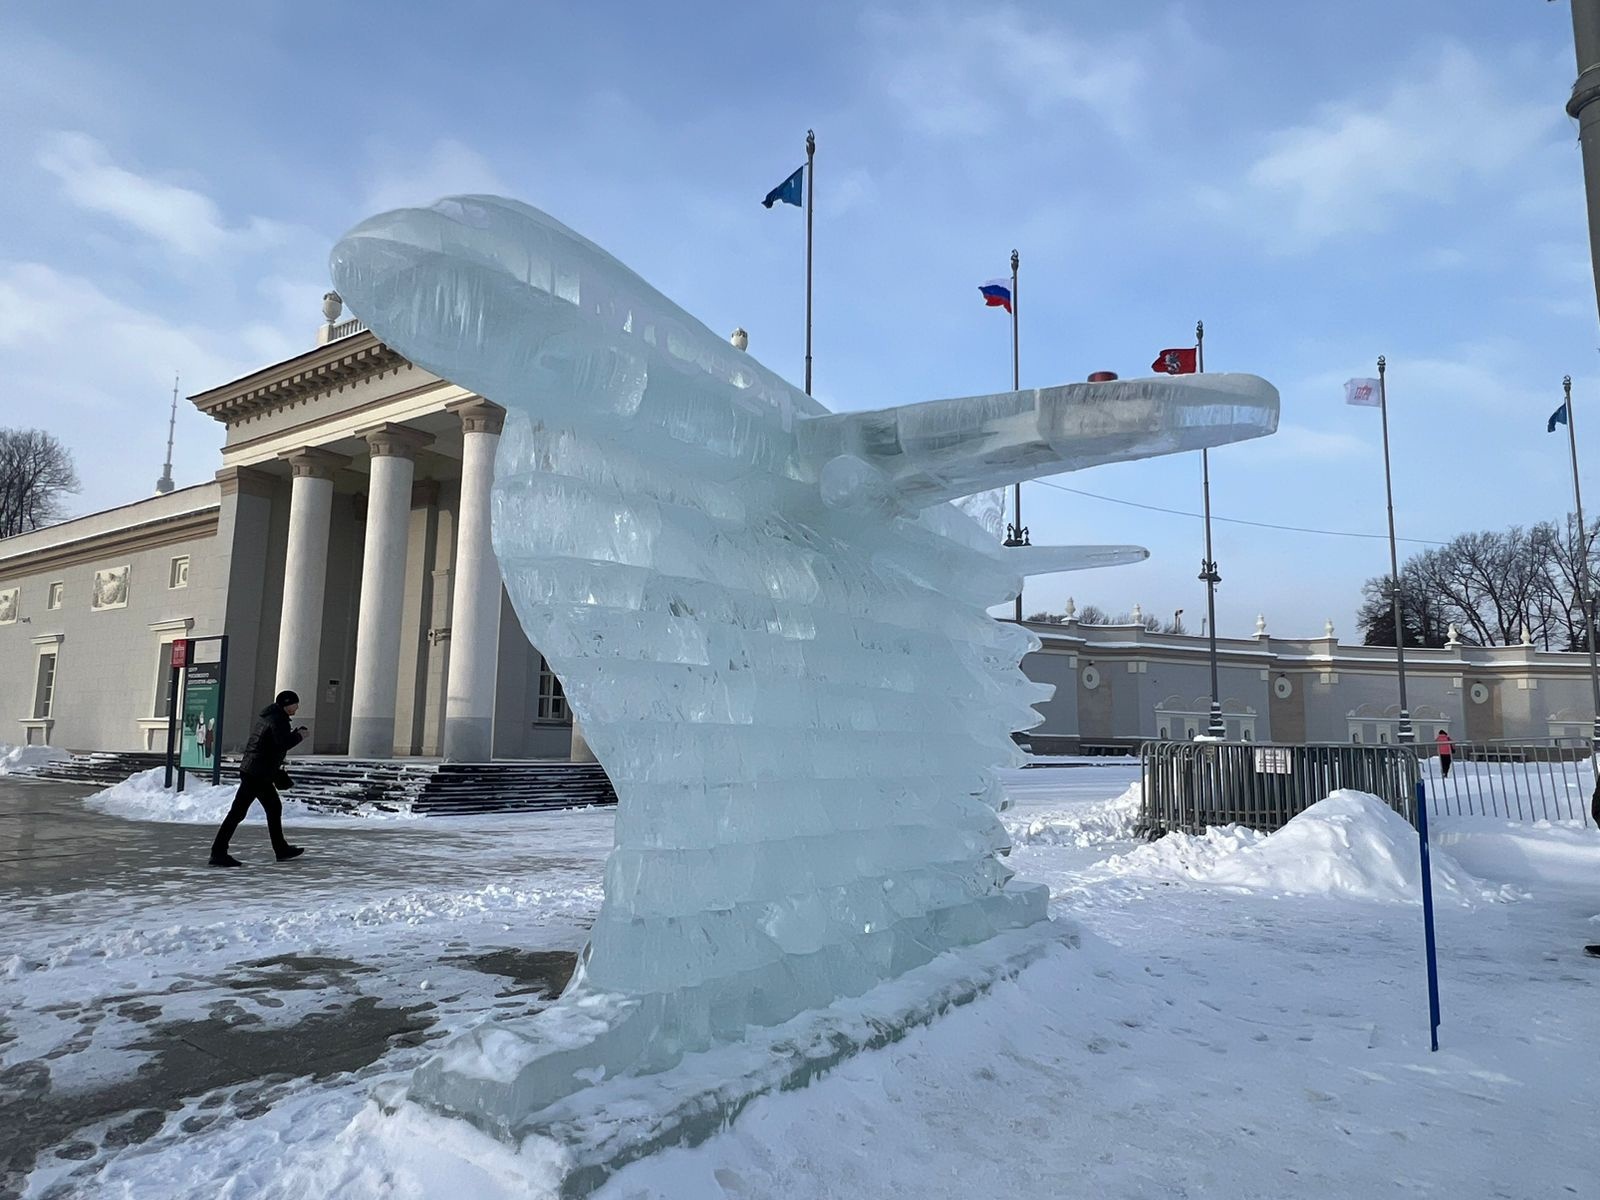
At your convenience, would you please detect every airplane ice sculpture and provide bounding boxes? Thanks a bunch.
[331,196,1278,1146]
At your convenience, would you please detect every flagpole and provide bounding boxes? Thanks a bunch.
[1561,375,1600,747]
[804,129,815,396]
[1011,248,1025,622]
[1377,355,1413,744]
[1197,319,1224,737]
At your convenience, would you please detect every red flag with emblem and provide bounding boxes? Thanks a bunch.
[1151,347,1198,375]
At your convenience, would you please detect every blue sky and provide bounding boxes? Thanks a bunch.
[1,1,1595,638]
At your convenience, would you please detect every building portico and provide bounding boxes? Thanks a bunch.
[181,314,573,761]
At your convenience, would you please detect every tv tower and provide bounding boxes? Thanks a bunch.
[155,373,178,495]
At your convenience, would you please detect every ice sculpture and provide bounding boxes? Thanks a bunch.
[330,196,1278,1142]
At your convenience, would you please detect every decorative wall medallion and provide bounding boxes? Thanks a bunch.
[1469,681,1490,705]
[1273,675,1293,700]
[1081,664,1101,691]
[91,565,130,611]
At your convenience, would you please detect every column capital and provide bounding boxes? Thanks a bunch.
[447,397,507,436]
[357,422,433,459]
[279,446,351,480]
[215,465,276,498]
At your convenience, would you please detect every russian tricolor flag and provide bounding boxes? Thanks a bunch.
[979,278,1012,313]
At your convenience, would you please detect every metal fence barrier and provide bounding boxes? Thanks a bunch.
[1421,737,1595,827]
[1138,741,1420,837]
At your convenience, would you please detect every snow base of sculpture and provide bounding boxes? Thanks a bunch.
[382,907,1069,1198]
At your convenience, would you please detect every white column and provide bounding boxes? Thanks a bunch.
[349,423,432,758]
[569,716,597,763]
[443,399,506,761]
[274,448,347,753]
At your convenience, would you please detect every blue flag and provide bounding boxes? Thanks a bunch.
[1549,401,1569,433]
[762,165,804,209]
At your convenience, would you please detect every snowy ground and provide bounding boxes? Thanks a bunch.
[2,761,1596,1198]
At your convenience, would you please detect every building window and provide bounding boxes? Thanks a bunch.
[34,652,58,718]
[153,641,181,718]
[169,556,190,589]
[47,582,64,610]
[537,658,568,722]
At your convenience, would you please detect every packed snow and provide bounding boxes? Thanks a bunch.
[82,767,420,825]
[3,762,1596,1198]
[0,743,68,775]
[1012,779,1142,847]
[1097,790,1523,905]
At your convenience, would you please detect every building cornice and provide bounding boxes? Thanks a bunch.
[190,331,410,426]
[1031,622,1600,678]
[0,507,219,578]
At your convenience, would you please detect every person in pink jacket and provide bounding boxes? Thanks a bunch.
[1435,729,1454,778]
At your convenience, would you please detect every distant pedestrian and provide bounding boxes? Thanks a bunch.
[1435,729,1454,778]
[209,690,307,868]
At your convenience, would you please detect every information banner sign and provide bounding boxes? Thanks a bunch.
[1253,747,1292,775]
[180,659,223,773]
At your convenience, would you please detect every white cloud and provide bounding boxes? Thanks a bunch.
[37,131,289,258]
[360,138,509,215]
[1245,423,1369,464]
[0,262,296,515]
[1235,44,1559,248]
[864,6,1161,142]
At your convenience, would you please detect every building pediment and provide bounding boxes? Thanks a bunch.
[189,331,417,426]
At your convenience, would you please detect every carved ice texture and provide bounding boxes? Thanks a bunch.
[330,196,1279,1134]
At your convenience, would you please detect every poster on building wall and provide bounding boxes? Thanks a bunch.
[180,658,223,773]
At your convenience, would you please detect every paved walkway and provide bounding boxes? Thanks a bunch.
[0,777,612,1199]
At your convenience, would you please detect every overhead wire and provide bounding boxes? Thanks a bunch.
[1030,478,1450,547]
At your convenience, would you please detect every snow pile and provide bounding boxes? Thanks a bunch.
[1103,790,1515,905]
[0,743,70,775]
[1011,782,1142,847]
[82,768,409,825]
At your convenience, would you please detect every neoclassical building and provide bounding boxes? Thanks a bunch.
[2,308,1597,758]
[1,305,573,759]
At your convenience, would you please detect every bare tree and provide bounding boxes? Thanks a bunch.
[1360,516,1600,649]
[1538,514,1600,650]
[1025,610,1068,625]
[1358,564,1449,648]
[0,429,80,538]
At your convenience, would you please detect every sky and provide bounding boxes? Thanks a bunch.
[1,0,1597,639]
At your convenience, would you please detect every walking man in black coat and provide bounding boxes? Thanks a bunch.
[209,690,308,867]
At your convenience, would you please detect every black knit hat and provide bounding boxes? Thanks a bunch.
[276,690,300,707]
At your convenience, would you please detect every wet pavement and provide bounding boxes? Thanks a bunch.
[0,776,607,1199]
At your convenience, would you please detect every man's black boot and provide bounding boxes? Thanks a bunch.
[276,846,305,862]
[210,853,243,868]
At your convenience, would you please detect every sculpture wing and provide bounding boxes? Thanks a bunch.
[1008,544,1150,576]
[797,372,1279,510]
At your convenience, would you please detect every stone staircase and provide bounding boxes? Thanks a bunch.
[28,752,617,816]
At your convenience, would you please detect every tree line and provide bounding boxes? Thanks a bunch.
[1026,604,1187,634]
[0,429,79,539]
[1359,517,1599,650]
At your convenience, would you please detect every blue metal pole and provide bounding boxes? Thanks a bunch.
[1415,779,1441,1050]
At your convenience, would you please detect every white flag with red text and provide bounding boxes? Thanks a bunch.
[1344,378,1381,407]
